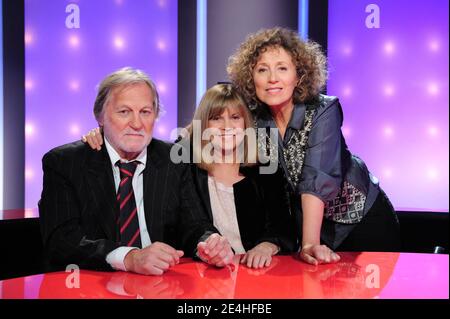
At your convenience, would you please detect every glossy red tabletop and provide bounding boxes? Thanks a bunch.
[0,252,448,299]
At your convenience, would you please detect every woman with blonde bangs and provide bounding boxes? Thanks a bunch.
[185,83,256,170]
[183,84,295,268]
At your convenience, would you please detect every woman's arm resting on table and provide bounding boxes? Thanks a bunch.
[300,193,340,265]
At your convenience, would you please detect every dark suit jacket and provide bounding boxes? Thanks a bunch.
[39,139,215,271]
[191,165,298,253]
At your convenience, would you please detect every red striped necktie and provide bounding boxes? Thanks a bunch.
[116,161,141,248]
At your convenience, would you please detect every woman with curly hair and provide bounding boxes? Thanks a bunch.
[227,27,400,265]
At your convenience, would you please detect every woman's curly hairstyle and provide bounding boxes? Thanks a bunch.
[227,27,328,107]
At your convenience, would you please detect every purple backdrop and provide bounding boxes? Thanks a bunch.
[25,0,448,213]
[327,0,449,211]
[25,0,178,211]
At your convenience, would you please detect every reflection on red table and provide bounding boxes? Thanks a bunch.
[0,252,447,299]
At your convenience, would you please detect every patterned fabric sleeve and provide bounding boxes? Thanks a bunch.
[297,98,343,203]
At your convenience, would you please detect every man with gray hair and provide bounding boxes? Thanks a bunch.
[39,67,233,275]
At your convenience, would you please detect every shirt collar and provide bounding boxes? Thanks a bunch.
[104,137,147,168]
[255,103,306,131]
[286,104,306,131]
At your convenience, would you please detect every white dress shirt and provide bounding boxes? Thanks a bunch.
[104,138,152,271]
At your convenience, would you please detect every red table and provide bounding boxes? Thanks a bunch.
[0,252,447,299]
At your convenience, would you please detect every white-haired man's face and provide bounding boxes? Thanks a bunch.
[99,82,156,160]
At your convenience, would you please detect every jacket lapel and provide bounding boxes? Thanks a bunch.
[143,142,165,242]
[85,147,118,241]
[193,166,213,220]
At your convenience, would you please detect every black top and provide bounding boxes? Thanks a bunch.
[190,164,297,253]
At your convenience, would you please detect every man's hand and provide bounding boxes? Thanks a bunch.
[197,233,234,267]
[241,242,279,269]
[299,243,340,265]
[124,242,184,275]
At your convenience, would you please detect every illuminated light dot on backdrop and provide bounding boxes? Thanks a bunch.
[158,0,167,8]
[427,82,439,96]
[426,168,439,181]
[157,125,167,136]
[429,39,440,52]
[158,83,167,94]
[25,79,34,91]
[70,124,81,136]
[157,40,167,51]
[383,126,394,138]
[342,86,352,97]
[383,85,395,97]
[342,45,352,56]
[25,168,34,180]
[115,0,124,5]
[25,123,35,137]
[428,126,439,137]
[69,80,80,91]
[383,42,395,55]
[382,168,392,179]
[342,126,351,138]
[69,35,80,48]
[114,36,125,50]
[25,32,33,45]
